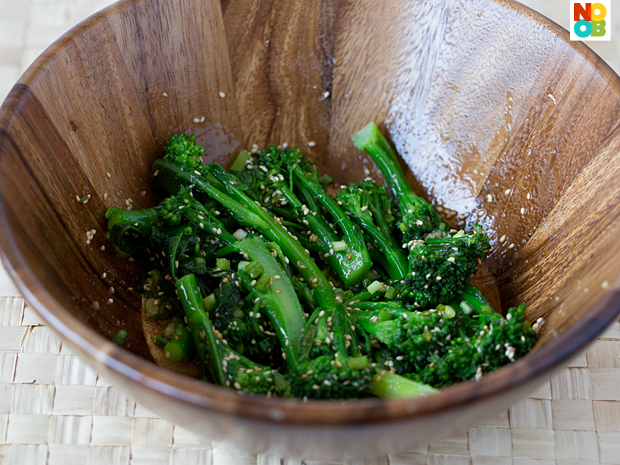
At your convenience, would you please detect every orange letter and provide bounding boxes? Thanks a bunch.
[591,3,607,21]
[574,3,591,21]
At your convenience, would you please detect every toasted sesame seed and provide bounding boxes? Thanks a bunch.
[312,384,320,390]
[275,289,282,294]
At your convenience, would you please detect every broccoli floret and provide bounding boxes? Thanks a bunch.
[351,305,467,374]
[163,133,206,173]
[289,355,373,399]
[410,303,536,386]
[398,224,490,308]
[221,348,283,395]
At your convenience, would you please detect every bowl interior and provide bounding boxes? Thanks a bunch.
[1,0,620,425]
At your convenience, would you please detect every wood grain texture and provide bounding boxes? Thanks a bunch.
[1,0,620,459]
[222,0,335,170]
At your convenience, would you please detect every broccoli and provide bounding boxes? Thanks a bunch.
[337,180,408,280]
[410,303,537,386]
[349,293,536,386]
[105,128,537,401]
[231,146,372,287]
[352,122,447,241]
[397,224,491,308]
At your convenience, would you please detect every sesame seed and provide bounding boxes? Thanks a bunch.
[106,172,111,178]
[162,92,168,98]
[505,188,512,195]
[499,235,506,243]
[234,382,241,390]
[312,384,320,390]
[219,92,226,98]
[307,141,316,147]
[275,289,282,294]
[520,207,525,215]
[108,298,113,304]
[361,205,368,212]
[193,117,201,124]
[602,281,610,289]
[526,192,531,199]
[323,91,330,98]
[103,193,108,200]
[153,170,159,177]
[487,194,493,202]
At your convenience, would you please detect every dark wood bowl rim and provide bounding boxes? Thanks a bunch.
[1,0,620,427]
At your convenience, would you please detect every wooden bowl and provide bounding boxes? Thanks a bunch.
[1,0,620,459]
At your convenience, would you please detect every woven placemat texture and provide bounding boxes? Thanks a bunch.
[1,259,619,465]
[1,1,620,464]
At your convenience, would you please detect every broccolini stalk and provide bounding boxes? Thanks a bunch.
[177,273,286,395]
[337,180,408,280]
[217,237,306,371]
[291,166,372,285]
[151,137,337,309]
[232,146,368,285]
[106,207,158,235]
[370,372,437,398]
[352,122,446,241]
[163,318,194,362]
[460,282,495,315]
[176,274,225,384]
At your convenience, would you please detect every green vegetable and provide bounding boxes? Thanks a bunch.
[112,330,127,345]
[104,126,537,400]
